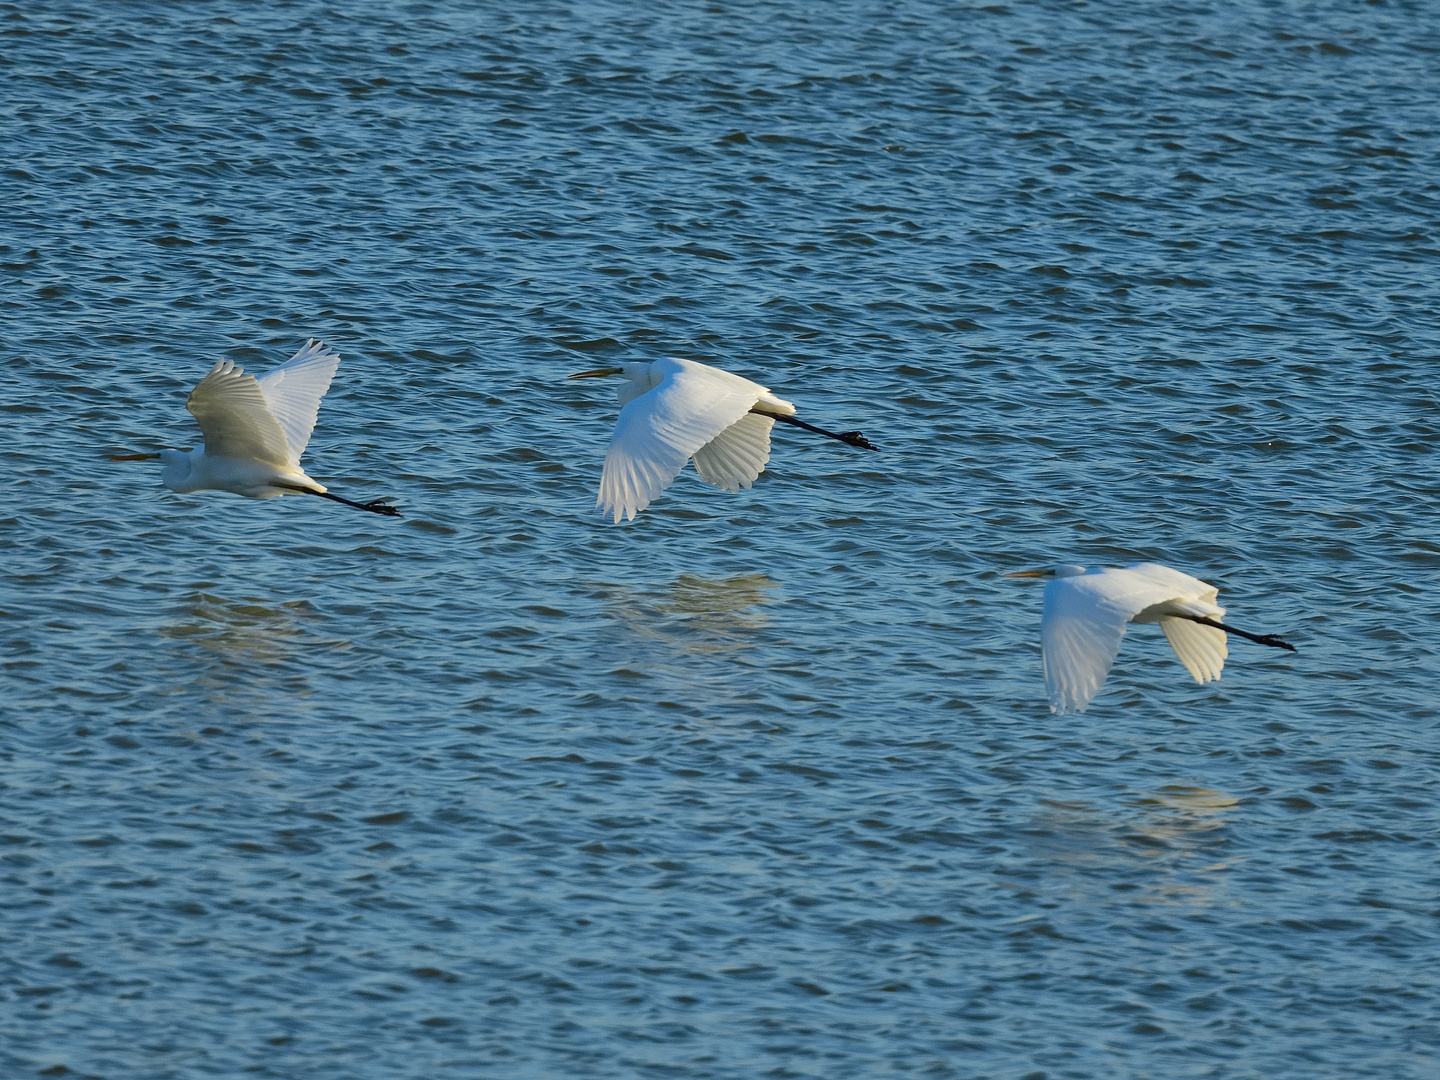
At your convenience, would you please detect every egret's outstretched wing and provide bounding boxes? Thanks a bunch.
[1041,580,1132,714]
[255,339,340,463]
[1041,568,1195,714]
[1159,618,1228,684]
[1125,563,1227,684]
[186,360,291,466]
[599,361,763,522]
[692,411,775,493]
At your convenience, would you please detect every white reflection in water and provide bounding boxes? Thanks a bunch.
[154,593,347,716]
[159,593,324,664]
[602,573,779,654]
[1021,784,1239,906]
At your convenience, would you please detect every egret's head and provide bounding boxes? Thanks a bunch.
[569,362,659,406]
[158,448,193,490]
[1006,564,1087,580]
[110,448,192,490]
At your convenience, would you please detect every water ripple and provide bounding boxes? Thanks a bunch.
[3,1,1439,1077]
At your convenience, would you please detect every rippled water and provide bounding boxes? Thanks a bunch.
[4,1,1439,1076]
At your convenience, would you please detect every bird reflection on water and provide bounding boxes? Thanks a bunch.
[155,593,346,717]
[1015,785,1239,907]
[160,593,321,661]
[602,573,779,654]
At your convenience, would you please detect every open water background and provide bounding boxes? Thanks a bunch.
[3,1,1439,1077]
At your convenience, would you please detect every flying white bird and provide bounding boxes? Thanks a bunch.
[111,339,399,516]
[1007,562,1295,714]
[569,357,877,522]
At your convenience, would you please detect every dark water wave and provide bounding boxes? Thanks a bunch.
[2,1,1438,1077]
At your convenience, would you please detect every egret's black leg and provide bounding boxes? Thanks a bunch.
[1177,613,1296,652]
[311,490,402,517]
[755,409,879,451]
[275,483,401,517]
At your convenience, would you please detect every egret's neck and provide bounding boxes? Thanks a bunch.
[616,361,663,406]
[159,448,199,492]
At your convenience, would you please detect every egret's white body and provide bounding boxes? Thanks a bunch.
[163,339,340,497]
[1015,562,1246,714]
[574,358,799,523]
[1011,561,1297,713]
[116,340,398,516]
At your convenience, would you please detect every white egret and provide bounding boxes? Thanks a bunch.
[1007,562,1295,714]
[569,357,877,522]
[111,339,400,516]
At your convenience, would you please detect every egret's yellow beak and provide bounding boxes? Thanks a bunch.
[1005,569,1051,578]
[110,452,162,462]
[568,367,624,379]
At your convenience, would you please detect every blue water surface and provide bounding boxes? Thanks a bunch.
[3,1,1438,1077]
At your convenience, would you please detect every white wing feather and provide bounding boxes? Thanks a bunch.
[1159,618,1228,683]
[1127,563,1227,684]
[691,411,776,493]
[186,360,292,466]
[255,339,340,463]
[1041,566,1213,714]
[1041,580,1133,715]
[598,360,766,522]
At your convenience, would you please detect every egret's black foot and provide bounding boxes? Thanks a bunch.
[839,430,879,451]
[361,499,402,517]
[1255,633,1297,652]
